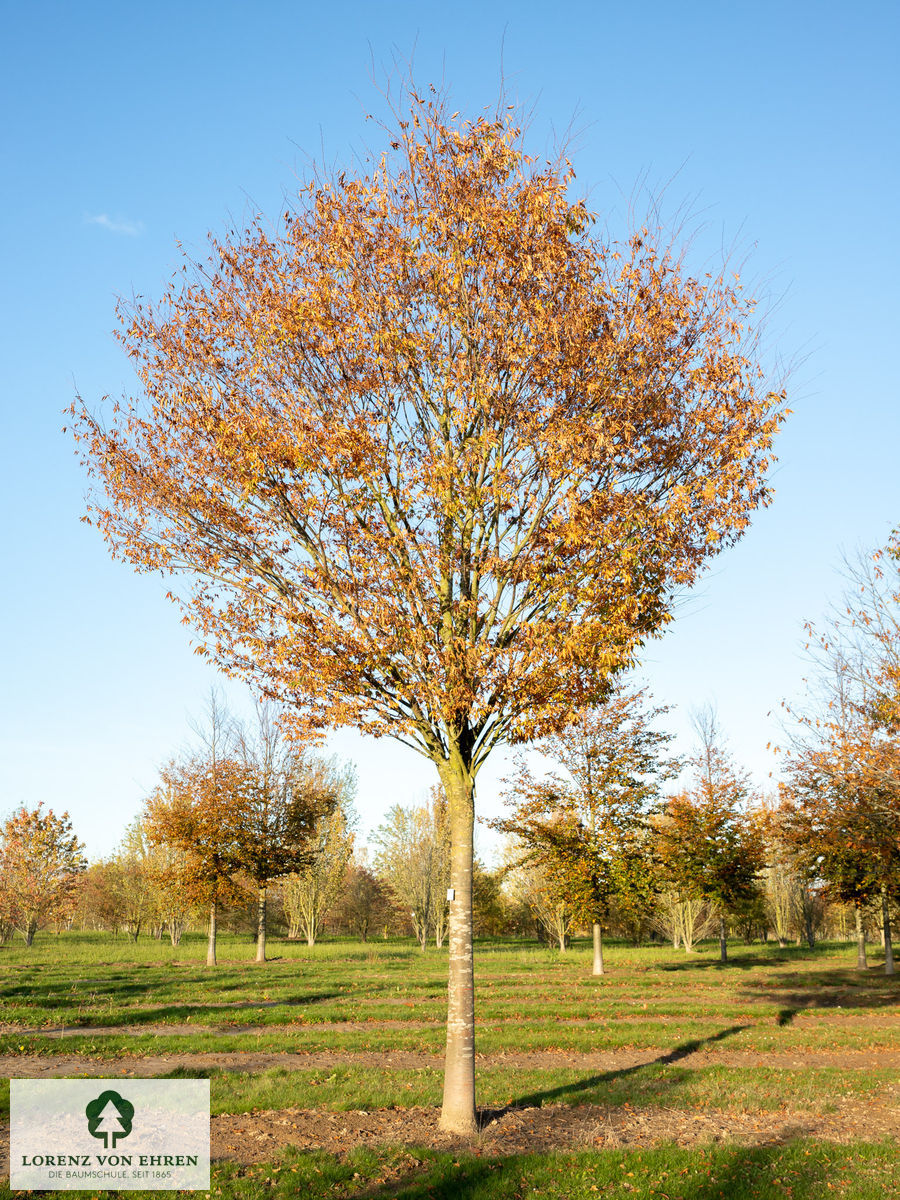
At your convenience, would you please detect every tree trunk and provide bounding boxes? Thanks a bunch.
[256,886,267,963]
[207,898,217,967]
[855,902,867,971]
[438,758,477,1136]
[24,921,36,948]
[719,915,727,963]
[558,929,567,952]
[306,926,316,947]
[592,923,604,976]
[882,886,895,976]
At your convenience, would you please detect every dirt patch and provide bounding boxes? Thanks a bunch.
[2,1047,899,1077]
[212,1097,900,1160]
[2,1098,897,1180]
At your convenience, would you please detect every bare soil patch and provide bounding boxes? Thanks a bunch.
[2,1047,899,1076]
[3,1096,898,1180]
[209,1096,900,1160]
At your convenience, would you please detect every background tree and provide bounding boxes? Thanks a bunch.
[0,806,87,946]
[372,792,450,949]
[780,534,900,973]
[656,710,765,962]
[494,682,677,973]
[332,860,392,942]
[143,755,248,966]
[71,85,786,1132]
[142,836,195,946]
[500,850,577,950]
[232,705,340,962]
[472,860,508,938]
[281,759,357,945]
[652,888,715,953]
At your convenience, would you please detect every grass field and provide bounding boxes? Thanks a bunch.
[2,932,898,1198]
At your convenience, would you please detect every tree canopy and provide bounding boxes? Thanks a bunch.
[71,84,786,1133]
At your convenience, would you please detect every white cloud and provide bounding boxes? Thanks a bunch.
[85,213,145,236]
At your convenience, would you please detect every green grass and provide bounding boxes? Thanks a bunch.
[5,1015,900,1059]
[194,1062,895,1116]
[3,930,898,1177]
[1,1057,894,1122]
[1,1142,898,1200]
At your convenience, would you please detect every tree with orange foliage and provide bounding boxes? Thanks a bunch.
[780,535,900,974]
[0,805,86,946]
[144,756,249,966]
[71,85,785,1132]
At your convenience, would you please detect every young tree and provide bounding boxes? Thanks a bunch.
[656,711,765,962]
[332,861,392,941]
[71,86,785,1132]
[500,849,576,950]
[232,706,340,961]
[282,765,356,945]
[780,534,900,974]
[0,806,87,946]
[494,682,677,973]
[372,792,450,948]
[143,756,249,966]
[653,889,715,952]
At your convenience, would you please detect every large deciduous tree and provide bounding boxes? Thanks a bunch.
[71,87,785,1132]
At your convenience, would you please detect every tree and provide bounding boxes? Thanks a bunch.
[71,85,786,1132]
[281,761,356,945]
[656,711,765,962]
[0,806,87,946]
[779,533,900,974]
[142,835,194,946]
[231,705,340,961]
[143,755,249,966]
[332,861,392,941]
[500,849,576,949]
[780,729,899,972]
[372,792,450,948]
[494,681,677,973]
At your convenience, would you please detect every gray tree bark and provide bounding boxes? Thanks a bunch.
[855,902,867,971]
[256,886,267,963]
[207,899,217,967]
[437,756,477,1135]
[592,923,604,975]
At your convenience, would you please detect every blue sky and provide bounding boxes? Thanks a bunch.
[1,1,898,861]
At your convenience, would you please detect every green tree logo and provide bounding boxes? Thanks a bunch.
[85,1090,134,1149]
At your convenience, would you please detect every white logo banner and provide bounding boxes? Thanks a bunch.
[10,1079,210,1190]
